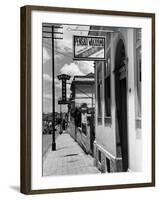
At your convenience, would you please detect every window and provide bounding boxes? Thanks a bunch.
[82,123,87,135]
[104,51,111,124]
[136,47,141,117]
[136,29,141,43]
[106,33,111,47]
[98,150,101,163]
[135,29,141,128]
[106,157,110,172]
[97,63,103,124]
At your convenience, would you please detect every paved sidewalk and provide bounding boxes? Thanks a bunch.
[42,125,60,156]
[43,132,100,176]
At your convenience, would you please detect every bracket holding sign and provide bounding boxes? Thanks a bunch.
[73,35,106,61]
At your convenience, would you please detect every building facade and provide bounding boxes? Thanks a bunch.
[68,73,95,154]
[93,27,142,172]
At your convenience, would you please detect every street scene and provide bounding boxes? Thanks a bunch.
[42,23,142,176]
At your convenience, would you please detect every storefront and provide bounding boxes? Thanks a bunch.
[68,73,95,154]
[93,27,142,172]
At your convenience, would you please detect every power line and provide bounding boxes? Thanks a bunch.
[42,25,63,151]
[43,43,73,60]
[44,41,72,52]
[43,40,72,51]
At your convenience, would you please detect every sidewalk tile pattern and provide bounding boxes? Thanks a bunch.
[43,133,100,176]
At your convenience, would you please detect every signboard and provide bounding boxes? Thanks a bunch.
[57,74,71,104]
[73,35,106,61]
[57,74,71,80]
[62,79,66,101]
[58,100,70,105]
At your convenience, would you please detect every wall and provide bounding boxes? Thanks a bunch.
[95,60,116,158]
[126,29,142,171]
[0,0,159,200]
[94,28,141,172]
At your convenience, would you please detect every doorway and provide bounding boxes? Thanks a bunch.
[89,114,95,155]
[115,39,128,171]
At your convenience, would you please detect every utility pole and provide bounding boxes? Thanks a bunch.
[43,24,63,151]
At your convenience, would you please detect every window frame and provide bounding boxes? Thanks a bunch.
[104,50,112,125]
[97,62,103,124]
[135,29,142,129]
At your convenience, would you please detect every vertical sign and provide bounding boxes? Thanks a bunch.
[57,74,71,104]
[62,79,66,101]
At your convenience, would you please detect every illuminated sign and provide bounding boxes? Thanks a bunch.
[57,74,71,104]
[73,35,106,60]
[62,79,66,101]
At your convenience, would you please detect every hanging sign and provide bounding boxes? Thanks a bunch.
[73,35,106,61]
[57,74,71,105]
[62,79,66,101]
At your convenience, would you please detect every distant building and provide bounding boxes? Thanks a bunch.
[70,72,95,108]
[68,73,95,154]
[91,27,142,172]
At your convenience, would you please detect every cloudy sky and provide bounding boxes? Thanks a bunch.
[42,24,94,113]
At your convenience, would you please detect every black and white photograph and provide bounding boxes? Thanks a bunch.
[20,6,155,193]
[0,0,158,199]
[42,23,142,176]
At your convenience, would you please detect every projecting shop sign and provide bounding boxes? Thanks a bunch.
[73,35,106,60]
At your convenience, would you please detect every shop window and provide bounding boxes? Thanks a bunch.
[97,63,103,124]
[104,51,111,125]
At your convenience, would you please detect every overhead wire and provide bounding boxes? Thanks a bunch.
[43,41,73,60]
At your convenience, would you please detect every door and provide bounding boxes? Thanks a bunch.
[87,114,95,155]
[115,39,128,171]
[90,115,95,155]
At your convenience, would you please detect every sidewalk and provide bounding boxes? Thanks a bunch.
[42,125,60,156]
[43,132,100,176]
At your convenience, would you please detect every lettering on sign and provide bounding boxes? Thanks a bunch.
[73,35,106,60]
[62,80,66,101]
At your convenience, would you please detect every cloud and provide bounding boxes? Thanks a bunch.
[77,61,94,74]
[43,74,69,95]
[55,39,72,54]
[60,61,94,78]
[43,93,59,101]
[43,47,51,64]
[67,84,71,97]
[60,63,84,77]
[43,74,52,82]
[55,78,61,88]
[43,75,63,90]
